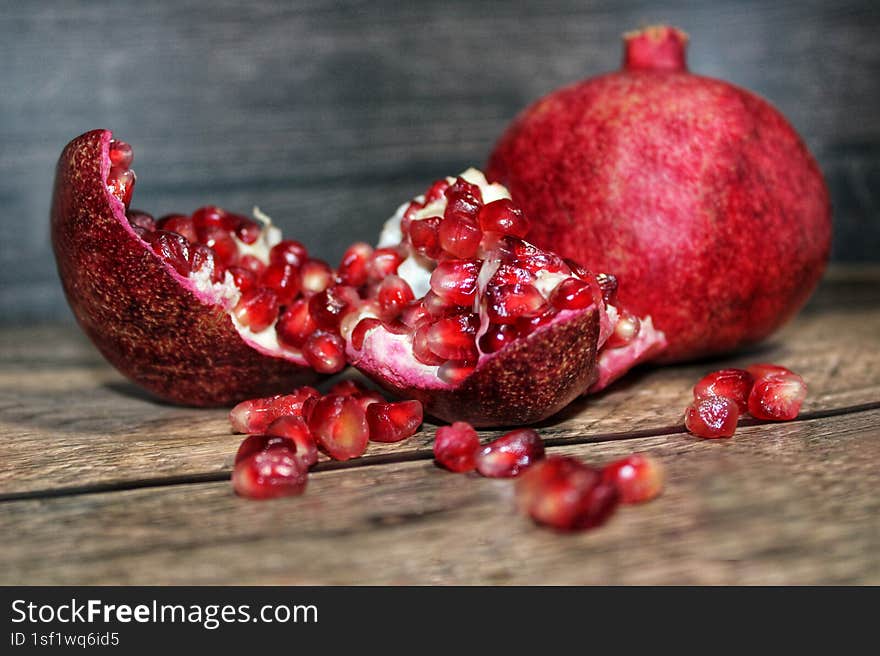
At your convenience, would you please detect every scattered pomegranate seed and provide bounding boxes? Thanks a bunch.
[235,433,297,465]
[430,259,480,307]
[233,287,279,333]
[746,363,794,380]
[308,395,369,461]
[328,379,369,397]
[261,262,302,305]
[478,198,530,238]
[265,416,319,468]
[190,244,225,284]
[479,323,520,353]
[107,166,136,207]
[156,214,198,243]
[427,314,480,362]
[351,317,382,350]
[551,277,595,310]
[353,389,385,413]
[303,330,347,374]
[602,454,664,504]
[275,298,317,349]
[232,442,308,500]
[444,177,483,222]
[366,247,404,282]
[308,285,360,332]
[229,387,321,434]
[366,400,424,443]
[337,242,373,287]
[748,370,807,421]
[475,428,545,478]
[605,309,641,348]
[434,422,480,472]
[108,139,133,168]
[516,456,619,531]
[485,283,546,324]
[438,216,482,258]
[693,368,754,413]
[145,230,191,275]
[126,209,155,232]
[409,217,443,259]
[685,395,739,438]
[270,240,309,269]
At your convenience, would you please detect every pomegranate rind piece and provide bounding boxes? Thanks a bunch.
[51,130,319,406]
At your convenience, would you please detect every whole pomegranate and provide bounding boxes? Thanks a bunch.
[488,26,831,362]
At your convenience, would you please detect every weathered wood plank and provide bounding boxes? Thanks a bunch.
[1,408,877,585]
[1,277,878,495]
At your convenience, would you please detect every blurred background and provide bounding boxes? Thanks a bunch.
[2,0,878,324]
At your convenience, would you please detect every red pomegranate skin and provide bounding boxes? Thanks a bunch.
[488,26,831,362]
[51,130,318,406]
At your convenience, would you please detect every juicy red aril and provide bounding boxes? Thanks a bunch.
[430,259,480,308]
[126,209,155,232]
[685,395,739,438]
[238,254,267,277]
[107,166,136,207]
[156,214,197,243]
[475,428,545,478]
[437,360,476,384]
[352,317,381,350]
[478,198,530,238]
[108,139,133,168]
[232,443,308,500]
[366,400,424,443]
[235,434,297,465]
[377,275,415,319]
[516,306,559,334]
[233,287,279,332]
[198,225,239,267]
[261,262,302,305]
[276,298,316,349]
[265,415,319,468]
[605,310,641,348]
[438,216,482,259]
[490,264,535,286]
[602,454,664,504]
[337,242,373,287]
[412,324,447,365]
[409,217,443,259]
[516,456,619,531]
[551,277,594,310]
[328,379,369,397]
[303,330,346,374]
[424,178,451,204]
[422,290,459,318]
[192,205,237,232]
[309,285,359,332]
[308,395,369,461]
[300,259,334,295]
[190,245,225,284]
[433,421,480,472]
[229,387,321,434]
[427,314,479,361]
[748,370,807,421]
[354,390,385,413]
[366,247,404,282]
[271,240,309,269]
[479,323,520,353]
[145,230,191,275]
[444,177,483,222]
[399,300,430,329]
[746,363,794,380]
[234,217,262,244]
[228,266,256,293]
[693,368,754,413]
[486,283,546,324]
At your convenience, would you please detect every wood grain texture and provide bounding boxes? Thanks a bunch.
[1,408,877,585]
[1,0,878,322]
[1,275,878,496]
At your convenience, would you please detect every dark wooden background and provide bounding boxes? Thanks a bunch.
[2,0,878,324]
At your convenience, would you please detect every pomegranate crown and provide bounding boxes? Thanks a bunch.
[623,25,689,72]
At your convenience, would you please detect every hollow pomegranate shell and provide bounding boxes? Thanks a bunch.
[487,26,831,362]
[51,130,318,406]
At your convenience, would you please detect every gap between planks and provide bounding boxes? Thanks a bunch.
[2,400,877,504]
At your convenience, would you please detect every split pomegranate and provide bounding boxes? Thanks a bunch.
[748,369,807,421]
[433,422,480,473]
[488,25,831,362]
[602,454,664,504]
[684,395,739,438]
[693,368,754,413]
[232,442,308,500]
[474,428,545,478]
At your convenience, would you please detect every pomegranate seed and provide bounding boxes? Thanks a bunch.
[746,363,793,380]
[485,283,546,324]
[270,240,309,269]
[192,206,237,232]
[595,273,618,304]
[353,390,386,413]
[437,360,477,384]
[276,298,317,349]
[303,331,347,374]
[602,454,664,504]
[108,139,133,168]
[409,217,443,259]
[308,395,369,461]
[477,198,530,238]
[433,422,480,472]
[234,217,262,244]
[126,209,155,232]
[475,428,545,478]
[429,259,480,308]
[748,370,807,421]
[693,368,754,413]
[229,387,321,434]
[156,214,197,243]
[563,257,590,280]
[366,247,404,282]
[337,242,373,287]
[235,434,297,465]
[516,306,559,334]
[413,324,447,365]
[190,244,225,284]
[551,277,594,310]
[198,225,239,267]
[444,177,483,222]
[309,285,360,332]
[438,215,482,259]
[516,456,619,531]
[107,166,136,207]
[232,443,307,500]
[377,275,415,319]
[228,266,257,293]
[261,262,302,305]
[427,314,480,361]
[490,264,535,287]
[233,287,279,332]
[145,230,191,275]
[605,309,641,348]
[498,237,566,274]
[479,322,520,353]
[328,379,368,397]
[265,416,319,468]
[300,259,334,295]
[422,290,460,318]
[351,317,382,350]
[685,395,739,438]
[366,400,423,443]
[238,254,267,277]
[424,178,451,204]
[399,301,431,329]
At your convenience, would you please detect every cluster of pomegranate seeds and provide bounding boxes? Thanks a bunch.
[684,363,807,438]
[230,382,424,499]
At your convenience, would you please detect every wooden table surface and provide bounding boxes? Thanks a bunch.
[1,269,878,585]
